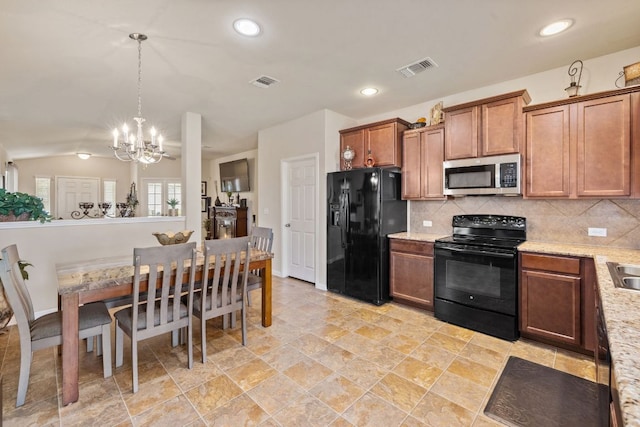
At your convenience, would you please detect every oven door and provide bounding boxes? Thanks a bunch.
[434,243,517,315]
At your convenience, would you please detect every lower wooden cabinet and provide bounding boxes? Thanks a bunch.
[519,252,595,353]
[389,239,434,311]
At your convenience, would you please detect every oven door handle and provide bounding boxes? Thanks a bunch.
[436,246,515,259]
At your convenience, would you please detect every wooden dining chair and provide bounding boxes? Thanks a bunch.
[0,244,112,407]
[113,241,197,393]
[245,227,273,306]
[195,237,250,363]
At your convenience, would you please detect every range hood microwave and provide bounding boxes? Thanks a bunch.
[443,153,521,196]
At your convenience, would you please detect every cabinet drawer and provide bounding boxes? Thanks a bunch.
[521,252,580,275]
[390,239,434,256]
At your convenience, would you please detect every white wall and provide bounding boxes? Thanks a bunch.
[257,109,355,287]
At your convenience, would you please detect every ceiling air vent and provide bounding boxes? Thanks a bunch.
[250,75,280,88]
[396,57,438,78]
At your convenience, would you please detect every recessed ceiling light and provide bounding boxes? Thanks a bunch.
[539,19,574,37]
[233,18,261,36]
[360,87,378,96]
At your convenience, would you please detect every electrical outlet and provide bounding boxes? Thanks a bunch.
[422,220,433,227]
[588,227,607,237]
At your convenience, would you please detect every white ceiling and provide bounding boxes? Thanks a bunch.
[2,0,639,161]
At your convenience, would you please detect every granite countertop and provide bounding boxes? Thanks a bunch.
[389,233,640,425]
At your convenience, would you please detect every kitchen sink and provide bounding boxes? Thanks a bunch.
[607,262,640,290]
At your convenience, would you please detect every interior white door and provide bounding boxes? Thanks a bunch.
[56,177,100,219]
[287,158,316,283]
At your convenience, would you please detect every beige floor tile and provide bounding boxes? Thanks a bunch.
[185,373,243,415]
[201,393,270,426]
[261,343,308,372]
[2,395,60,427]
[392,356,444,389]
[509,338,557,367]
[554,348,596,381]
[132,394,202,427]
[338,357,389,389]
[208,345,257,371]
[273,393,339,427]
[400,415,429,427]
[283,356,333,389]
[410,342,456,370]
[446,356,498,387]
[468,332,514,354]
[122,375,183,416]
[438,323,476,342]
[309,373,366,413]
[333,332,377,355]
[354,324,393,340]
[358,344,406,370]
[380,333,422,355]
[226,358,278,391]
[370,372,427,413]
[425,332,469,353]
[430,371,490,413]
[308,323,350,342]
[247,373,305,415]
[458,342,507,371]
[410,392,476,426]
[290,333,331,356]
[329,416,356,426]
[311,343,358,371]
[342,392,408,427]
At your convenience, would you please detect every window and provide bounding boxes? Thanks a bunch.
[141,179,181,216]
[103,180,116,217]
[35,176,51,214]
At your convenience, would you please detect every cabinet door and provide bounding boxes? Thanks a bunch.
[390,248,434,311]
[525,105,571,197]
[402,131,422,199]
[445,106,479,160]
[576,94,631,197]
[367,122,399,167]
[340,129,365,170]
[482,96,522,156]
[520,269,581,346]
[422,127,445,198]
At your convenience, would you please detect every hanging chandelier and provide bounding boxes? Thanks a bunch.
[111,33,165,164]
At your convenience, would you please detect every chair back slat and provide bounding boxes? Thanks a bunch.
[249,227,273,276]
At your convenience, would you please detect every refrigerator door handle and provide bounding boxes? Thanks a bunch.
[340,190,349,247]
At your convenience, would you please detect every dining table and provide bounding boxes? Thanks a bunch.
[56,247,273,406]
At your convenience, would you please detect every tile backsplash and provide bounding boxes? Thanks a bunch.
[409,197,640,250]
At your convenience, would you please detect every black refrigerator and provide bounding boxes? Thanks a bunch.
[327,168,407,305]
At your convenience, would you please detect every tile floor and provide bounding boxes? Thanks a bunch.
[0,276,595,426]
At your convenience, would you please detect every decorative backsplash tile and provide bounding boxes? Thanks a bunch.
[409,198,640,249]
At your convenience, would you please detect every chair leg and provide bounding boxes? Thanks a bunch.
[241,307,247,346]
[171,330,179,347]
[101,324,112,378]
[187,321,193,370]
[16,348,32,407]
[86,336,94,353]
[200,317,207,364]
[96,335,103,356]
[131,339,138,393]
[230,311,237,329]
[247,289,252,307]
[115,320,124,368]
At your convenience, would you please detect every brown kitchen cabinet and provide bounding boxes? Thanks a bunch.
[443,90,531,160]
[401,124,445,200]
[519,252,595,353]
[524,87,640,198]
[339,118,410,170]
[389,239,434,311]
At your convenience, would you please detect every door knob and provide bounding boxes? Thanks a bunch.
[285,223,291,227]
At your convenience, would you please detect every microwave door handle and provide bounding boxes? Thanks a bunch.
[439,246,515,259]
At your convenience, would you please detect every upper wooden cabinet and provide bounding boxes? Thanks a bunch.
[524,87,640,199]
[339,118,410,170]
[401,125,445,200]
[443,90,531,160]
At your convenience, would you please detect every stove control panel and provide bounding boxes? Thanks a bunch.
[452,215,526,230]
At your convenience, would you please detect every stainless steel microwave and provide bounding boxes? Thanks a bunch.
[443,153,521,196]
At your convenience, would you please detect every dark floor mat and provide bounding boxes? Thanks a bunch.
[484,356,607,427]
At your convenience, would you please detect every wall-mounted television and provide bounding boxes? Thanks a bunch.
[219,158,250,192]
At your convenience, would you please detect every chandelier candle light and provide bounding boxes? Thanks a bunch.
[111,33,165,164]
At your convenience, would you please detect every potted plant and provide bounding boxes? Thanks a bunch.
[0,189,51,223]
[167,198,179,216]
